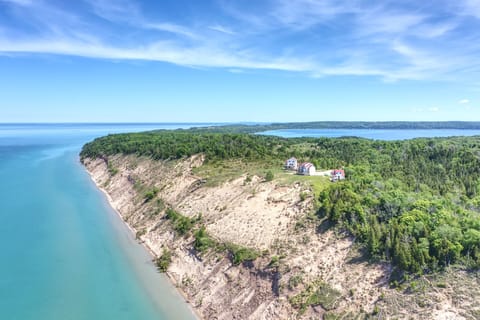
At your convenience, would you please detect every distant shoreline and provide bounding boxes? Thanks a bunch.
[2,121,480,129]
[185,121,480,134]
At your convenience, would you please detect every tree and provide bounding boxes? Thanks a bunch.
[265,170,274,182]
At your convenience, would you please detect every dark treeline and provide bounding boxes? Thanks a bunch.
[184,121,480,134]
[80,131,480,273]
[80,131,297,161]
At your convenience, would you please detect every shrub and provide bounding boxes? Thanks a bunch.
[226,244,259,265]
[107,163,119,176]
[165,208,194,235]
[143,187,159,202]
[174,216,193,235]
[194,226,215,252]
[135,229,146,239]
[165,208,179,220]
[265,170,274,182]
[268,255,280,267]
[155,249,172,272]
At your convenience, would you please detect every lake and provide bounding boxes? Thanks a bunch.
[0,123,201,320]
[260,129,480,140]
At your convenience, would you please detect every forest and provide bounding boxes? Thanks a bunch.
[80,131,295,161]
[80,129,480,273]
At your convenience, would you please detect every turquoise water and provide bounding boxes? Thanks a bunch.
[0,124,199,320]
[261,129,480,140]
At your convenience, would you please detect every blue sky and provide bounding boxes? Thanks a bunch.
[0,0,480,122]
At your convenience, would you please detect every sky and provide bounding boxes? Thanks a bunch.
[0,0,480,122]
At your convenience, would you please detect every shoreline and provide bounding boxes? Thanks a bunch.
[83,163,202,320]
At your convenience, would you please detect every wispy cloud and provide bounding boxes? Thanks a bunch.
[1,0,83,35]
[356,11,425,36]
[0,0,479,82]
[0,0,33,5]
[413,22,457,38]
[84,0,198,39]
[459,99,470,104]
[0,37,314,72]
[458,0,480,19]
[144,23,198,38]
[85,0,140,23]
[208,25,236,35]
[270,0,349,29]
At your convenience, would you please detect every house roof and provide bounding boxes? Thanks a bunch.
[300,162,314,169]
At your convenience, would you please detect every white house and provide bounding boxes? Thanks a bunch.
[284,157,298,170]
[298,162,316,176]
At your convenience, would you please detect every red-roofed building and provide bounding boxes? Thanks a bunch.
[298,162,316,176]
[331,169,345,181]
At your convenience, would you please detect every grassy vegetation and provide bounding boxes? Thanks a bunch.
[165,208,198,236]
[288,273,304,290]
[107,162,118,176]
[289,279,342,314]
[300,192,308,201]
[323,311,365,320]
[192,159,284,187]
[305,176,330,196]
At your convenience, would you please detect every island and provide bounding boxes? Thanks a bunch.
[80,125,480,319]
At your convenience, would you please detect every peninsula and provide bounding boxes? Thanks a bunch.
[80,126,480,319]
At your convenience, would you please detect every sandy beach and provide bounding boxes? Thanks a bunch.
[83,161,202,320]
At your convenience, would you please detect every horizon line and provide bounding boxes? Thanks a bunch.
[2,120,480,125]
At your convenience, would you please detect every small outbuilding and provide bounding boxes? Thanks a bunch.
[298,162,316,176]
[284,157,298,170]
[331,169,345,181]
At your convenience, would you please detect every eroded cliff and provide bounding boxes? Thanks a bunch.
[83,154,479,320]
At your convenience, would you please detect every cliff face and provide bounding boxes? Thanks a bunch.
[83,155,479,320]
[84,154,302,319]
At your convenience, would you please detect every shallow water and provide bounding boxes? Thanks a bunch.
[0,124,199,320]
